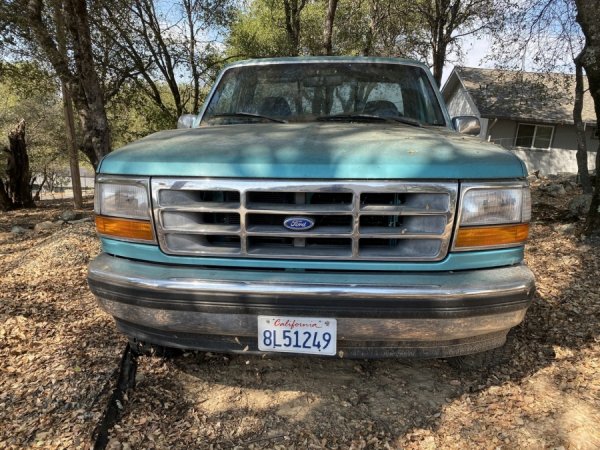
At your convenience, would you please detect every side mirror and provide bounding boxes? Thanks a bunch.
[177,114,196,129]
[452,116,481,136]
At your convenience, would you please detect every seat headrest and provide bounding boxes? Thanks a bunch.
[259,96,292,117]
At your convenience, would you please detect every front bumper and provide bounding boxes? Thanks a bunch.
[88,253,535,358]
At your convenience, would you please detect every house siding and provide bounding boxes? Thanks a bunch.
[443,79,487,138]
[487,119,517,149]
[510,147,597,175]
[441,67,600,176]
[445,84,478,117]
[487,120,597,175]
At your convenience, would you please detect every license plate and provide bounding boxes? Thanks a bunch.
[257,316,337,356]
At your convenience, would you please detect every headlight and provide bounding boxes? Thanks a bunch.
[454,183,531,251]
[460,187,530,226]
[94,177,155,242]
[95,182,150,219]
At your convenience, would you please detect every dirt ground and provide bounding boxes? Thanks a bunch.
[0,183,599,450]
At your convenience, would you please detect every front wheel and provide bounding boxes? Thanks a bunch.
[446,332,515,371]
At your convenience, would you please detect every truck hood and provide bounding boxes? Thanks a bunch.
[99,123,526,179]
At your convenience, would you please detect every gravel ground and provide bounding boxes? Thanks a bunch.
[0,184,599,450]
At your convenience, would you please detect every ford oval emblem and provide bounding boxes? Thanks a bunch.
[283,216,315,231]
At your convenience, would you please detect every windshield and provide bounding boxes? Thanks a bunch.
[201,62,447,126]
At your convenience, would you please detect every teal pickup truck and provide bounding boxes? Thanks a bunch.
[88,57,535,367]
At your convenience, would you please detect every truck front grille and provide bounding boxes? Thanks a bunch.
[152,179,458,261]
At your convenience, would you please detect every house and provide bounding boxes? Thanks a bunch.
[442,67,597,175]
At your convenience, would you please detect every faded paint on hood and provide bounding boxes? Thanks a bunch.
[98,123,526,179]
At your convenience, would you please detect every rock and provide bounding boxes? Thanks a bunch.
[545,183,566,197]
[106,439,122,450]
[34,221,60,233]
[555,223,577,234]
[421,436,436,450]
[68,217,92,224]
[11,226,28,235]
[59,210,78,221]
[557,171,577,180]
[568,194,592,217]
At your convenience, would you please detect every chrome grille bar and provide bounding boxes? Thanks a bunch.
[152,179,458,261]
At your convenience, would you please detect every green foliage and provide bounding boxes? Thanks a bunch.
[227,0,497,85]
[107,82,175,149]
[331,0,371,56]
[94,0,235,121]
[227,0,325,58]
[0,62,57,101]
[335,0,428,58]
[0,62,68,179]
[106,80,213,148]
[227,0,429,60]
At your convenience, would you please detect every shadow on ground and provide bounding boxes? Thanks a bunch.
[111,222,600,448]
[1,191,599,449]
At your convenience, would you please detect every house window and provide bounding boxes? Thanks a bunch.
[514,123,554,149]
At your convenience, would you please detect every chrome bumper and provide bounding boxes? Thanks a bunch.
[88,253,535,357]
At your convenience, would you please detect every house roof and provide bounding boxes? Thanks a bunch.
[443,67,597,125]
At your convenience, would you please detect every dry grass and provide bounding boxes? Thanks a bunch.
[0,186,598,449]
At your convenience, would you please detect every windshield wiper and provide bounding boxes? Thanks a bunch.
[209,112,287,124]
[317,113,421,127]
[385,116,422,127]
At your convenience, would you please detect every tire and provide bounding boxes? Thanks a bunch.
[447,333,514,371]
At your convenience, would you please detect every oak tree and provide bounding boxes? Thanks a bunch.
[574,0,600,233]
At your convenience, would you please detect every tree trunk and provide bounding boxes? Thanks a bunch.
[63,82,83,208]
[27,0,111,169]
[283,0,305,56]
[54,2,83,208]
[183,0,201,113]
[573,48,592,193]
[429,0,448,87]
[33,172,48,201]
[431,40,447,87]
[589,143,600,232]
[362,0,378,56]
[0,179,12,211]
[5,119,34,209]
[65,0,111,168]
[322,0,339,56]
[574,0,600,233]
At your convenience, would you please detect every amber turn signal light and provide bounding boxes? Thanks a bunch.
[454,223,529,249]
[95,215,154,242]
